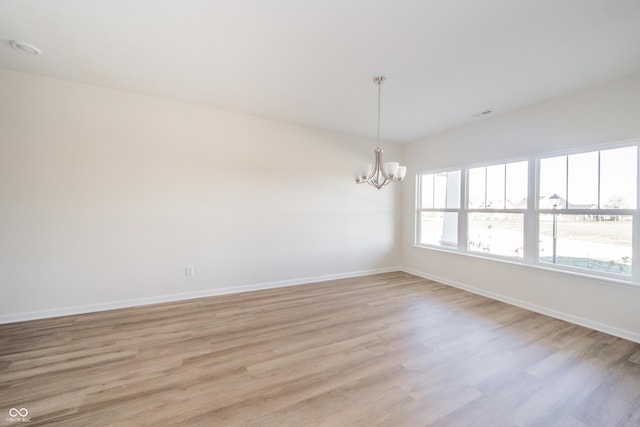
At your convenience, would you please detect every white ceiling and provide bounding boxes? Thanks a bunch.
[2,0,640,142]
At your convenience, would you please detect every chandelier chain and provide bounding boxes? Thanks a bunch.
[377,77,381,144]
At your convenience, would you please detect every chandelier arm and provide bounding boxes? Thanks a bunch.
[373,173,381,188]
[368,147,382,180]
[368,178,384,190]
[365,174,381,189]
[378,156,394,181]
[365,161,378,181]
[371,166,390,189]
[379,165,392,181]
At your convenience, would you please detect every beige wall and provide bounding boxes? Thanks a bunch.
[402,73,640,342]
[3,68,640,342]
[0,69,402,320]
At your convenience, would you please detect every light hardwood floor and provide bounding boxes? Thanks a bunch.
[1,272,640,426]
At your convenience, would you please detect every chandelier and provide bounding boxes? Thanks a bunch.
[355,75,407,189]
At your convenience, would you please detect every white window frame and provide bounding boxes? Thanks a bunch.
[466,159,529,260]
[415,139,640,285]
[533,143,638,279]
[415,168,462,249]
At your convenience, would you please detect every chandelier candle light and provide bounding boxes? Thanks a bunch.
[355,75,407,189]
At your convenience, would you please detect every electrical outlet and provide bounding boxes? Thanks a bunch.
[185,265,195,277]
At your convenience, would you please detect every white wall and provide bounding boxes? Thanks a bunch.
[4,67,639,342]
[402,73,640,342]
[0,69,402,320]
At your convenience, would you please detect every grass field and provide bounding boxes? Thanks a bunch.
[422,213,633,275]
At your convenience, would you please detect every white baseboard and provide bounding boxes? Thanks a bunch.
[0,267,401,325]
[401,267,640,344]
[7,265,637,345]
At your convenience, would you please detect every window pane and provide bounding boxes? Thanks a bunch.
[420,174,434,209]
[486,164,505,209]
[419,211,458,247]
[600,146,637,209]
[468,167,485,208]
[432,171,461,209]
[539,214,632,275]
[468,213,524,258]
[469,161,528,209]
[446,170,461,209]
[506,161,528,209]
[540,156,567,209]
[433,173,447,208]
[567,151,598,208]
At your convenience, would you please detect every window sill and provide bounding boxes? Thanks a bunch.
[412,244,640,290]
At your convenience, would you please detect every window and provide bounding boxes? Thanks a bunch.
[416,141,639,282]
[467,161,527,258]
[538,145,636,276]
[417,170,461,247]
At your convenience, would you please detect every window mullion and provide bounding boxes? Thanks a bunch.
[459,168,468,252]
[484,167,488,209]
[444,173,448,208]
[503,163,507,209]
[415,174,421,246]
[565,155,569,209]
[597,151,602,209]
[633,211,639,280]
[524,156,538,264]
[634,147,640,280]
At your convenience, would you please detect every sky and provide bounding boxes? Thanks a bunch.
[421,145,637,210]
[540,145,637,209]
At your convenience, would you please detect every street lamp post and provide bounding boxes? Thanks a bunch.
[549,193,560,264]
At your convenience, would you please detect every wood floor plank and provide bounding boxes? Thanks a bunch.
[1,272,639,426]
